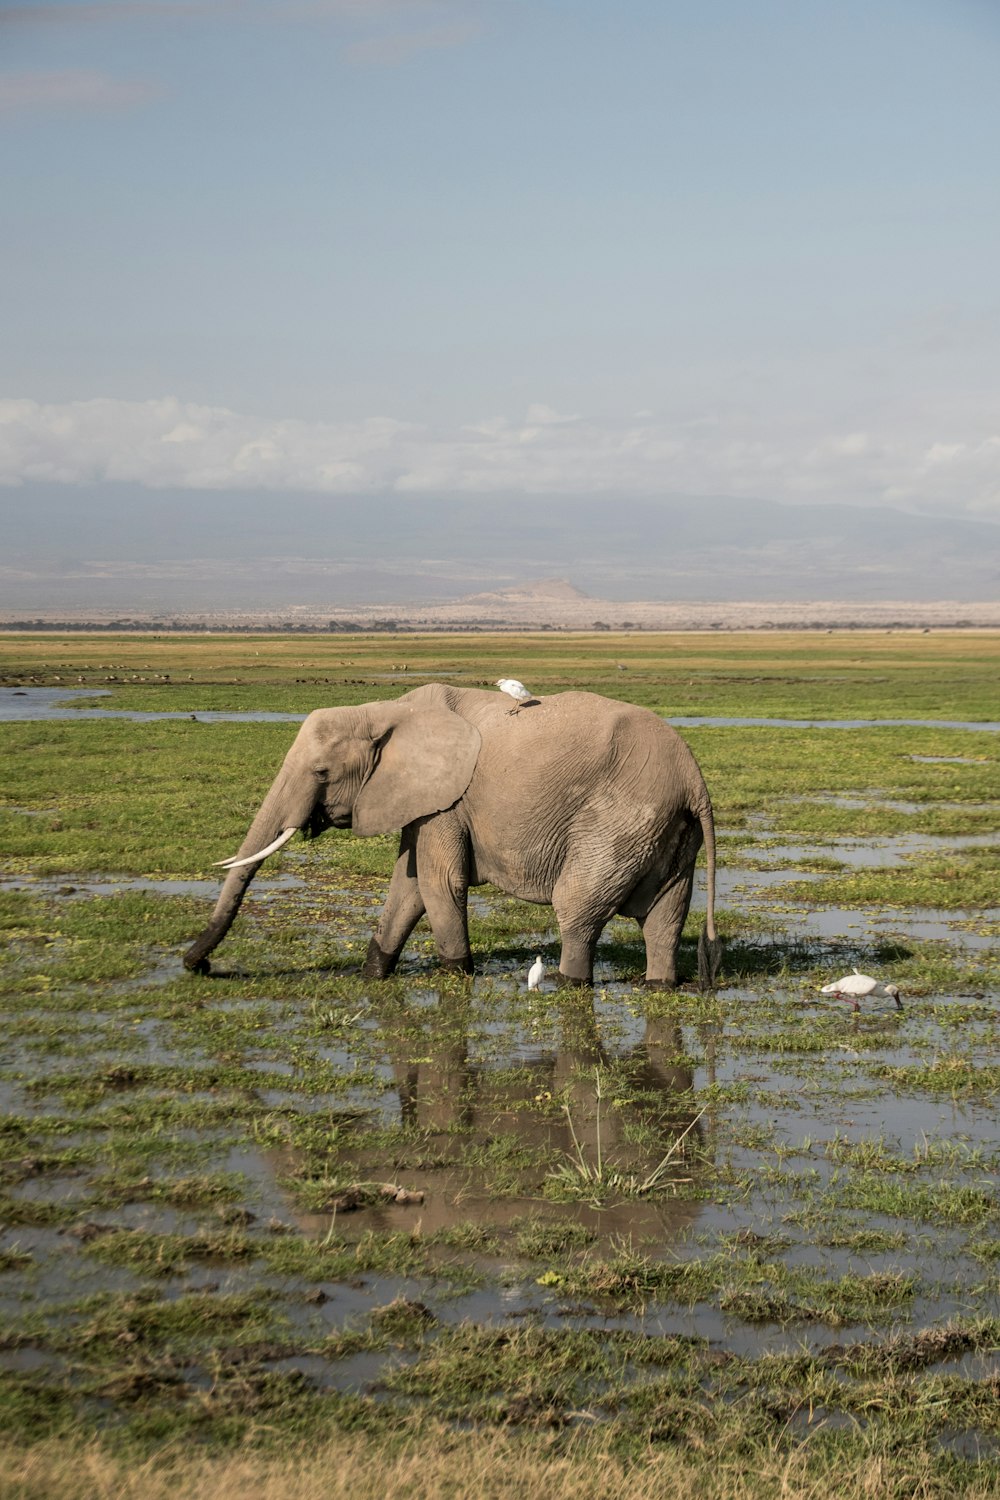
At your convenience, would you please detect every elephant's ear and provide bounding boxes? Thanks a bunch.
[352,706,481,837]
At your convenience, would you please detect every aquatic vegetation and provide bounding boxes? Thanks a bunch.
[0,629,997,1493]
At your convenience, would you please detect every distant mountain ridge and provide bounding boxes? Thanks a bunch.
[1,483,997,610]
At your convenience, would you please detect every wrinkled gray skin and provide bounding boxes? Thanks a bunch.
[183,684,719,988]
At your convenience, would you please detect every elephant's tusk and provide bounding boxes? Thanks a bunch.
[214,827,299,869]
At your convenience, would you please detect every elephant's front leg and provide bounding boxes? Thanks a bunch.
[414,814,474,975]
[362,830,426,978]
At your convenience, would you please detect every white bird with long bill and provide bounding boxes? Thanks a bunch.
[820,969,903,1012]
[527,955,545,990]
[495,678,534,713]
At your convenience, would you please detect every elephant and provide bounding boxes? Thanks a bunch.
[183,682,721,988]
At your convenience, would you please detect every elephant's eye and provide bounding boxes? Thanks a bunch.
[313,766,328,781]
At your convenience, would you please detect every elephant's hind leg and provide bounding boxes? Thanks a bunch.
[363,831,426,978]
[636,883,694,989]
[635,834,700,989]
[553,923,602,985]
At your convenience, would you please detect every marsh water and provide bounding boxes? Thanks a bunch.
[3,686,1000,732]
[3,848,997,1331]
[1,680,998,1458]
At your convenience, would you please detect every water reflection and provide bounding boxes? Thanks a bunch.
[386,990,703,1148]
[285,990,716,1244]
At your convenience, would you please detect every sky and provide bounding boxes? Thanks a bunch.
[2,0,1000,526]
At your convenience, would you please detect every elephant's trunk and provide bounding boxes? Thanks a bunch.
[183,861,260,973]
[183,769,311,973]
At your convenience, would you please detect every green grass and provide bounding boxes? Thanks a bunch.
[3,627,999,719]
[0,629,998,1490]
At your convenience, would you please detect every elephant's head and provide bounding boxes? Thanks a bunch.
[183,694,481,974]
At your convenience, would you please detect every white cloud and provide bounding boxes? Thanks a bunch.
[0,68,162,112]
[524,404,581,426]
[923,442,964,465]
[1,394,999,518]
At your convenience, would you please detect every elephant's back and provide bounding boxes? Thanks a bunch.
[461,690,703,901]
[494,690,693,757]
[431,684,704,795]
[467,690,699,825]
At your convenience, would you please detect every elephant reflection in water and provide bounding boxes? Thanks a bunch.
[378,989,719,1199]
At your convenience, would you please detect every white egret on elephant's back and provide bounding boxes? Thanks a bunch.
[495,678,534,712]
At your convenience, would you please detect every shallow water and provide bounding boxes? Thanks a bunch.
[750,833,999,869]
[3,686,1000,731]
[0,686,306,722]
[2,955,999,1417]
[778,792,996,815]
[784,903,1000,952]
[910,754,989,764]
[2,686,998,1445]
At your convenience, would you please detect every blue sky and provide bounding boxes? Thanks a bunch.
[2,0,999,517]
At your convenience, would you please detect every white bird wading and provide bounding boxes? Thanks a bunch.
[527,955,544,990]
[820,969,903,1012]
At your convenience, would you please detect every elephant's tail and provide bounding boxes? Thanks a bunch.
[695,791,722,990]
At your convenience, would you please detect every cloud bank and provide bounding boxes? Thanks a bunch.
[0,68,161,112]
[1,395,998,518]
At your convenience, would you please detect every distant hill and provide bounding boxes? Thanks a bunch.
[462,577,592,604]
